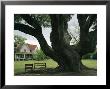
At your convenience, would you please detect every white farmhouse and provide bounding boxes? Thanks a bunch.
[20,44,37,53]
[15,43,38,61]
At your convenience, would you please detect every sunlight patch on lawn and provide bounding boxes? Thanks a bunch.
[81,59,97,69]
[14,59,97,75]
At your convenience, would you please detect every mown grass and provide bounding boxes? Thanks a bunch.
[14,59,97,75]
[14,59,58,75]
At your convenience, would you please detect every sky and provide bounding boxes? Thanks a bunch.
[14,28,52,49]
[14,14,80,49]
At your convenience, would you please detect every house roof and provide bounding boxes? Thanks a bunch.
[27,43,37,51]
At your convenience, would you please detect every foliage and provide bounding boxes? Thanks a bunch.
[33,49,50,61]
[32,14,51,27]
[14,35,26,52]
[77,14,97,56]
[14,14,23,23]
[15,14,72,28]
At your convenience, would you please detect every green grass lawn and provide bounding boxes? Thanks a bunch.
[14,59,97,75]
[81,59,97,69]
[14,59,58,75]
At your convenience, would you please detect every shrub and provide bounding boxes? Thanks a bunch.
[33,49,50,61]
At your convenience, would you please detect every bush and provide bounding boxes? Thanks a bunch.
[33,49,50,61]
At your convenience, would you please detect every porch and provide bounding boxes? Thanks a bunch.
[15,53,33,61]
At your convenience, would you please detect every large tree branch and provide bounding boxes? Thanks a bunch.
[14,23,61,64]
[77,14,97,56]
[77,14,97,32]
[85,15,97,30]
[14,23,50,52]
[19,14,41,29]
[50,15,60,50]
[77,14,88,28]
[50,14,66,50]
[15,15,60,61]
[14,23,37,36]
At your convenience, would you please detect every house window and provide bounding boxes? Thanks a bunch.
[20,54,24,58]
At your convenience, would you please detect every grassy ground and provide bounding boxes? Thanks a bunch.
[14,59,58,75]
[14,59,97,76]
[81,59,97,69]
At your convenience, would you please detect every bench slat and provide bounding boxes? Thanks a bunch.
[34,63,46,69]
[25,64,33,72]
[25,63,46,73]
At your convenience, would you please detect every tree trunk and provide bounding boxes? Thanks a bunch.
[50,15,80,72]
[77,14,97,70]
[77,14,97,56]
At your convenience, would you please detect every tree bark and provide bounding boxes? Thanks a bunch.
[50,15,80,72]
[77,14,97,70]
[77,14,97,56]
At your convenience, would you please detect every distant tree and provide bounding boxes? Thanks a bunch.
[14,35,26,52]
[33,49,50,61]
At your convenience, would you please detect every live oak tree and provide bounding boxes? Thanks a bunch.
[14,14,97,72]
